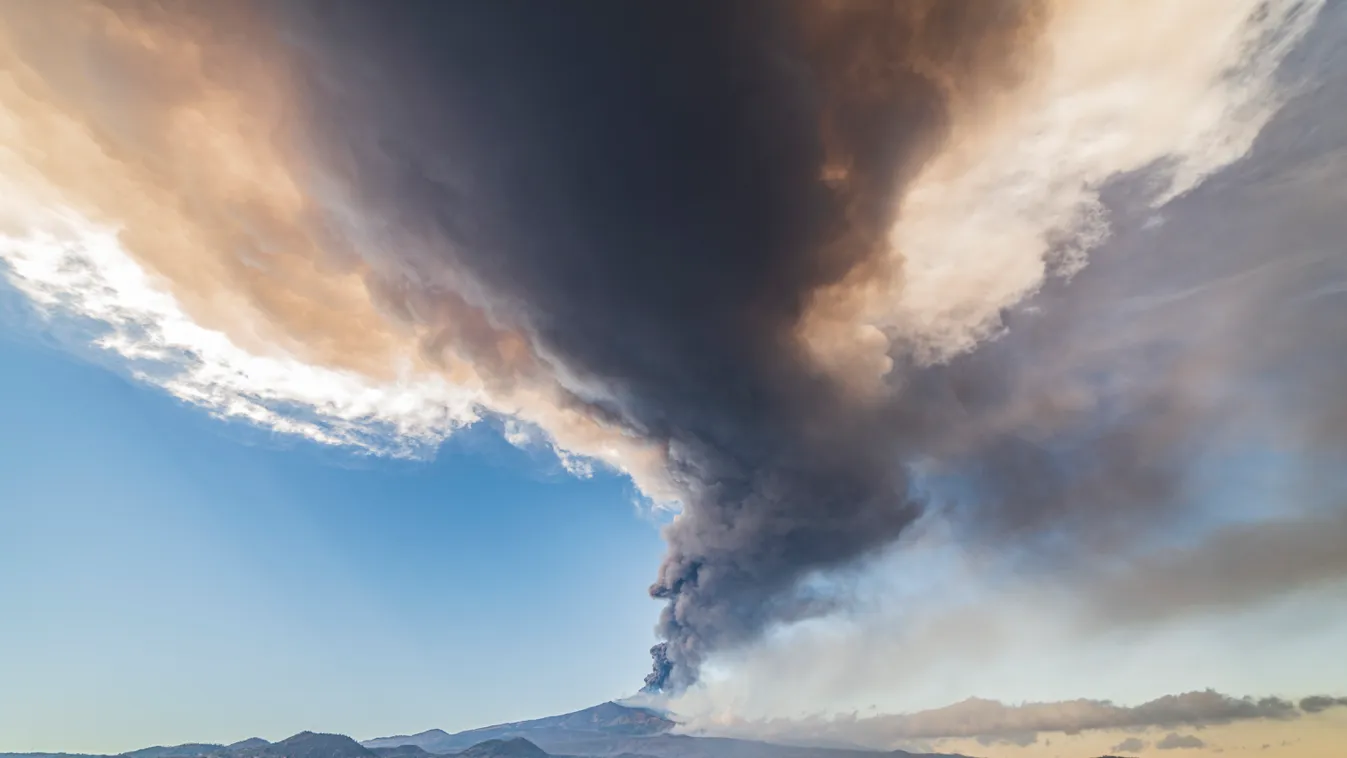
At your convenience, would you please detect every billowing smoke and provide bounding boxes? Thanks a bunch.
[644,644,675,695]
[276,0,1051,693]
[325,0,1069,691]
[1,0,1340,699]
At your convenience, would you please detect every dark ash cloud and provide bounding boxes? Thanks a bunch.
[1299,695,1347,714]
[1111,737,1148,753]
[262,0,1344,694]
[1156,733,1206,750]
[275,0,1048,693]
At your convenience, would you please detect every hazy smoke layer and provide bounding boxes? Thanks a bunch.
[0,0,1338,695]
[689,689,1316,748]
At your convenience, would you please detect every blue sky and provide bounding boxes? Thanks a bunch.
[0,332,665,752]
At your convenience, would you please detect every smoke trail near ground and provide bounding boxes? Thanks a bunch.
[0,0,1339,695]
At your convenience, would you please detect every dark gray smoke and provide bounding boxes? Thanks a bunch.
[1300,696,1347,714]
[265,0,1347,694]
[276,0,1047,693]
[644,644,674,694]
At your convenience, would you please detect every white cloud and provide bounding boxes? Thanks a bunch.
[0,204,483,456]
[801,0,1324,376]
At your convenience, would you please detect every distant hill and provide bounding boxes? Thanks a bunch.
[256,732,374,758]
[456,739,548,758]
[368,748,434,758]
[0,733,368,758]
[124,746,224,758]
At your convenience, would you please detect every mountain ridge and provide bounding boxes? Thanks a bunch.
[360,702,966,758]
[0,703,971,758]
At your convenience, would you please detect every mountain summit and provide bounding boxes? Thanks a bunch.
[362,702,673,754]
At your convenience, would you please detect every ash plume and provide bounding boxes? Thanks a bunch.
[1,0,1338,701]
[644,644,675,695]
[279,0,1049,693]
